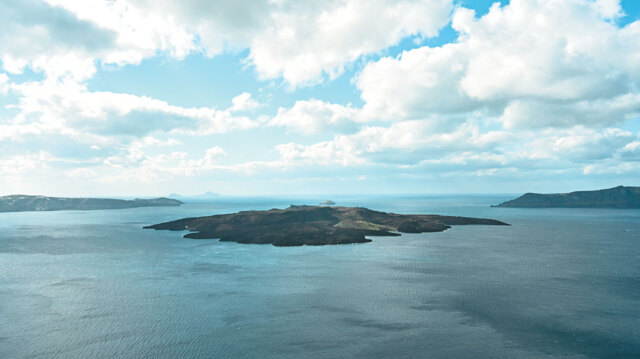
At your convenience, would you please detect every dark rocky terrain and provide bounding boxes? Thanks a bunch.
[145,205,508,246]
[0,195,183,212]
[493,186,640,208]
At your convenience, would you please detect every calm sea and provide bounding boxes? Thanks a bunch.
[1,195,639,358]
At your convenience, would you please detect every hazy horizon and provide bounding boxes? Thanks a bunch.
[0,184,637,199]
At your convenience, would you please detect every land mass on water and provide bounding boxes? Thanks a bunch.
[0,195,183,213]
[493,185,640,208]
[145,205,509,246]
[168,191,221,201]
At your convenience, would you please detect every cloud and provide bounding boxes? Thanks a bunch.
[498,95,640,129]
[2,0,640,195]
[65,167,96,179]
[181,146,227,170]
[229,92,261,112]
[9,81,258,139]
[0,151,53,176]
[262,117,640,181]
[357,0,640,128]
[0,73,8,94]
[0,0,117,81]
[101,145,229,182]
[524,127,637,162]
[124,0,454,86]
[269,99,361,135]
[358,44,483,120]
[247,0,453,86]
[271,119,509,168]
[0,0,195,82]
[7,0,453,87]
[46,0,196,62]
[0,79,257,178]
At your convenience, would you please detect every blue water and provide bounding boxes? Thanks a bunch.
[1,195,639,358]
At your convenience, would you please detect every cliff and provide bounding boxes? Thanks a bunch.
[493,186,640,208]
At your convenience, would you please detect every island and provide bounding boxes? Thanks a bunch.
[493,185,640,208]
[144,205,509,246]
[0,195,183,213]
[168,191,221,201]
[319,200,336,205]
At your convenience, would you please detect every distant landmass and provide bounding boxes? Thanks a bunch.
[168,191,221,201]
[319,200,336,205]
[0,195,183,213]
[145,205,508,246]
[493,186,640,208]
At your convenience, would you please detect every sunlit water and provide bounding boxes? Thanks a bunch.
[1,196,639,358]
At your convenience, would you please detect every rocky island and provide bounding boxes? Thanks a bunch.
[145,205,509,246]
[493,185,640,208]
[0,195,183,213]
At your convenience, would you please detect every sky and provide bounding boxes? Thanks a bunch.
[0,0,639,196]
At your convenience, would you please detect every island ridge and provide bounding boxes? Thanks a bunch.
[145,205,509,246]
[0,195,183,213]
[493,186,640,208]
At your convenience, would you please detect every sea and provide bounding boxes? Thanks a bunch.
[1,195,639,359]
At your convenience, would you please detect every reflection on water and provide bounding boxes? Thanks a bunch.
[1,195,639,358]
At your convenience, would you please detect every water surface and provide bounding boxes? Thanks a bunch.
[1,196,639,358]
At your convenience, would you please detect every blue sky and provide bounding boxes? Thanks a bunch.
[0,0,639,196]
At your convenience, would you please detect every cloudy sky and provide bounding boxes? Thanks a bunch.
[1,0,639,196]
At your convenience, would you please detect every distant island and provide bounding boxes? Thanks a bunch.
[319,200,336,205]
[0,195,183,213]
[493,186,640,208]
[145,205,508,246]
[168,191,221,201]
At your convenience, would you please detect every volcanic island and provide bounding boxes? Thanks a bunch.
[145,205,509,246]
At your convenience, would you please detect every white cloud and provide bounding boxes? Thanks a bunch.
[582,161,640,175]
[271,119,509,167]
[101,145,229,182]
[498,95,640,129]
[181,146,227,171]
[2,0,453,87]
[9,81,258,138]
[357,0,640,128]
[269,99,361,134]
[261,118,640,182]
[248,0,453,86]
[524,127,636,162]
[0,0,117,81]
[0,73,8,94]
[45,0,196,63]
[229,92,261,112]
[65,167,96,178]
[358,44,484,120]
[0,152,53,176]
[2,0,640,195]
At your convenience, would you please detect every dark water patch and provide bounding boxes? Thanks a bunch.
[449,285,640,359]
[77,312,112,320]
[341,317,418,331]
[411,303,441,311]
[309,303,362,316]
[189,262,239,275]
[387,264,452,275]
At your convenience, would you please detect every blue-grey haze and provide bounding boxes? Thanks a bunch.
[1,196,639,358]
